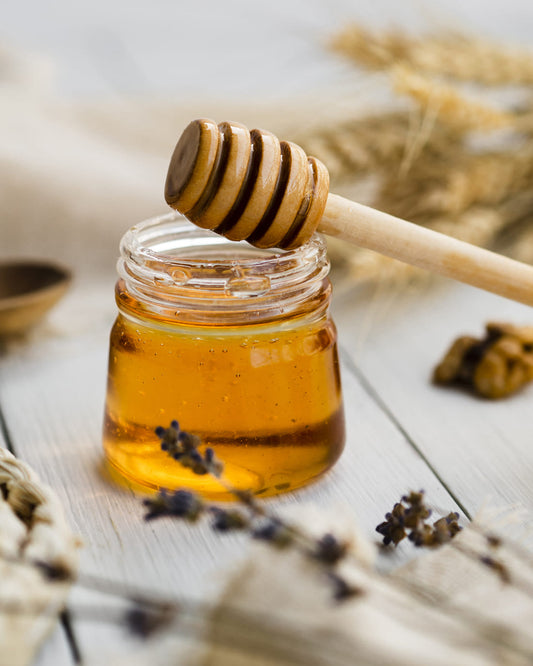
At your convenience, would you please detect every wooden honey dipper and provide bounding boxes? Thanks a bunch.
[165,118,533,306]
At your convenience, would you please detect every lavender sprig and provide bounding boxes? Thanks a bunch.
[143,421,359,602]
[210,506,250,532]
[312,533,349,565]
[144,489,204,522]
[155,421,223,477]
[124,603,176,638]
[376,490,461,548]
[252,518,294,548]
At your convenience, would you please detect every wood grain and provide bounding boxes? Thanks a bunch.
[322,196,533,307]
[0,280,464,660]
[334,277,533,534]
[3,1,533,663]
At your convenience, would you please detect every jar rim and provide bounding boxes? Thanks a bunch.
[123,210,326,268]
[117,212,330,324]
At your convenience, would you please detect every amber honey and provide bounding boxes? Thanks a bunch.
[103,213,345,499]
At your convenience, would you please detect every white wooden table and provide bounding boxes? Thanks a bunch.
[2,1,533,663]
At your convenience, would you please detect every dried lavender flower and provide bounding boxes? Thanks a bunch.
[156,422,224,477]
[125,603,175,638]
[143,489,204,522]
[401,491,433,525]
[311,533,349,565]
[377,491,461,548]
[33,559,74,582]
[376,505,408,546]
[479,555,511,584]
[252,519,294,548]
[210,507,250,532]
[486,534,503,548]
[428,518,461,546]
[148,421,360,601]
[376,492,430,546]
[328,572,364,602]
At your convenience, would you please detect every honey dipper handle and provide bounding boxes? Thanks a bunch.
[320,194,533,306]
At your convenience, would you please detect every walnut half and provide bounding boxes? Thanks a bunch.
[433,323,533,399]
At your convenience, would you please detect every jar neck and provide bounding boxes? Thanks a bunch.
[117,213,331,326]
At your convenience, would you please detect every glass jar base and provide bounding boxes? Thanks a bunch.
[103,411,345,500]
[103,455,340,501]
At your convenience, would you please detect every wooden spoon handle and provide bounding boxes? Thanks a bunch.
[321,194,533,306]
[166,119,533,306]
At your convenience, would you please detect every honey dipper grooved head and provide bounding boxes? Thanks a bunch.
[165,118,330,249]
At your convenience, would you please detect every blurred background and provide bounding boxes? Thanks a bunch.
[2,0,533,284]
[2,0,532,98]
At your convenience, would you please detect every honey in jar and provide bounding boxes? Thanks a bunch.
[103,213,345,498]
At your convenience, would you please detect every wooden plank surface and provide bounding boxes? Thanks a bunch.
[32,627,73,666]
[0,279,465,661]
[2,0,533,662]
[334,276,533,527]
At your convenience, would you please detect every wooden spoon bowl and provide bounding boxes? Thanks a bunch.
[0,261,71,337]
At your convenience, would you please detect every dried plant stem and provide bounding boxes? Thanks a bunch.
[515,110,533,134]
[427,208,503,248]
[297,113,409,181]
[392,65,512,132]
[387,566,533,661]
[148,429,533,663]
[296,112,462,185]
[340,535,533,663]
[304,23,533,286]
[3,549,533,664]
[331,26,533,85]
[4,527,533,662]
[379,147,533,221]
[330,244,425,288]
[494,192,533,262]
[0,599,364,666]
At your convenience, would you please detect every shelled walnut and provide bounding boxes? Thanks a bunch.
[433,323,533,399]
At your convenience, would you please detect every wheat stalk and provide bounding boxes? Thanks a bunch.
[294,25,533,287]
[296,112,463,184]
[331,26,533,85]
[392,65,512,132]
[380,144,533,218]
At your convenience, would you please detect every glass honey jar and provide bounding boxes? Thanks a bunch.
[103,212,345,499]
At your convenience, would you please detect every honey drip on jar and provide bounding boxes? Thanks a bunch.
[103,292,344,499]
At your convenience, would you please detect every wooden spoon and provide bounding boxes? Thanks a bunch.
[0,261,71,337]
[165,118,533,307]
